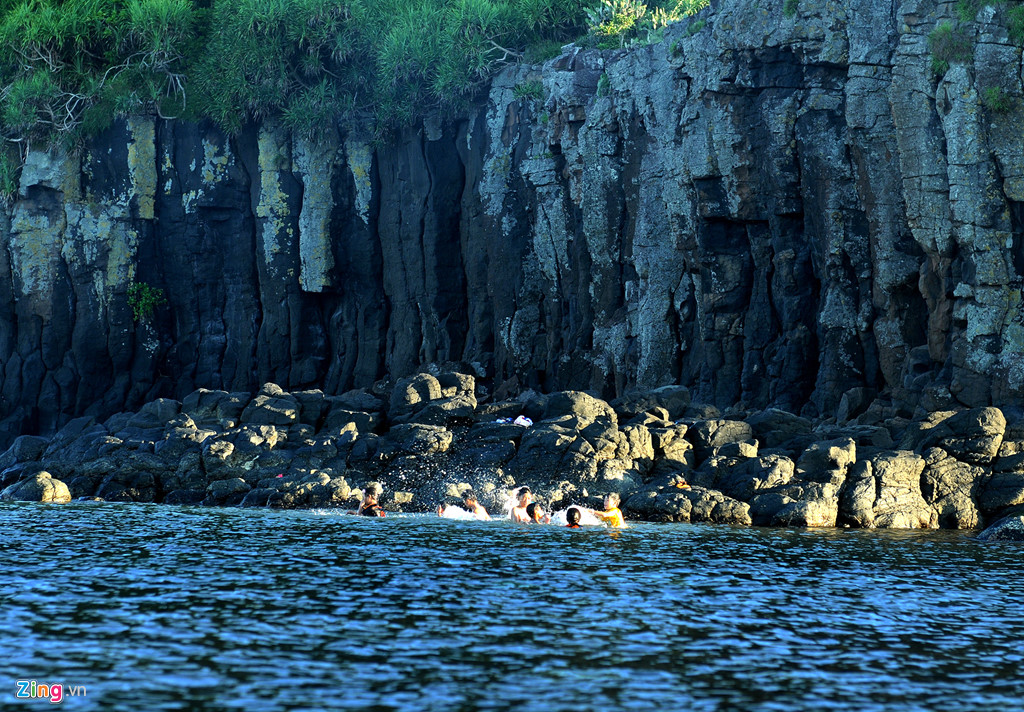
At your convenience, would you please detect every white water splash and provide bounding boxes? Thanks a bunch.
[438,505,477,521]
[550,507,605,527]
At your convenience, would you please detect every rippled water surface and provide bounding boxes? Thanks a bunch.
[2,502,1023,711]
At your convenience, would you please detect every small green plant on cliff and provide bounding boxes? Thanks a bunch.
[0,152,19,205]
[524,38,566,63]
[928,21,973,75]
[783,0,799,18]
[685,17,706,36]
[597,72,611,96]
[127,281,167,322]
[956,0,982,22]
[513,79,545,102]
[982,86,1015,112]
[1008,5,1024,43]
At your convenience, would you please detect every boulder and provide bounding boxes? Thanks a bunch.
[689,419,754,463]
[0,435,49,471]
[164,489,206,505]
[389,373,443,420]
[625,484,750,525]
[153,424,216,460]
[322,406,379,435]
[543,391,617,426]
[977,515,1024,542]
[160,452,208,494]
[240,488,284,507]
[291,390,327,426]
[920,448,985,529]
[836,387,876,423]
[333,389,384,413]
[741,438,855,527]
[837,461,876,528]
[749,492,796,525]
[205,477,251,506]
[939,407,1006,464]
[182,389,250,425]
[746,409,813,448]
[43,416,100,459]
[796,437,856,476]
[382,424,454,456]
[898,410,957,451]
[648,424,694,468]
[127,398,181,430]
[0,472,71,503]
[611,385,691,420]
[241,384,299,426]
[979,454,1024,513]
[772,499,838,527]
[407,394,478,426]
[1,462,43,489]
[97,469,158,502]
[437,371,475,397]
[837,451,936,529]
[714,454,795,502]
[595,460,643,498]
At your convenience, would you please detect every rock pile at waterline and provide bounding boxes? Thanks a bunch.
[3,368,1024,533]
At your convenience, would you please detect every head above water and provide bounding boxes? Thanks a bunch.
[516,486,532,504]
[526,502,544,521]
[462,490,478,505]
[604,492,620,508]
[566,507,581,526]
[365,482,383,498]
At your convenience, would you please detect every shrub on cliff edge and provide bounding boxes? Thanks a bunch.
[0,0,712,159]
[928,21,972,75]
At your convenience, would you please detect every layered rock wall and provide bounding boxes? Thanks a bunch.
[1,0,1023,444]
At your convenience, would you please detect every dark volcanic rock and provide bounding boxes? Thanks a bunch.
[625,482,751,525]
[977,515,1024,542]
[0,0,1023,450]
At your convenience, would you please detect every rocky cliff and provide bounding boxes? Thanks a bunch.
[2,0,1023,444]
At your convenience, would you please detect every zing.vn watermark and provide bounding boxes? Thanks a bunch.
[15,680,86,704]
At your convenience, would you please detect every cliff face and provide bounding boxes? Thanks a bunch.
[2,0,1023,443]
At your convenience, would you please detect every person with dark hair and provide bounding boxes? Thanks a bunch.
[526,501,550,524]
[590,492,625,528]
[565,507,582,529]
[462,490,490,520]
[510,486,532,523]
[351,482,386,517]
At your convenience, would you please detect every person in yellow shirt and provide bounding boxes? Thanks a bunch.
[591,493,625,528]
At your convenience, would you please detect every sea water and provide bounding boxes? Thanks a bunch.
[2,501,1023,711]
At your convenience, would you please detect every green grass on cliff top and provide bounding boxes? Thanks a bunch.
[0,0,705,162]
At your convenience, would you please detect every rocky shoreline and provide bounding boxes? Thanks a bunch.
[2,365,1024,538]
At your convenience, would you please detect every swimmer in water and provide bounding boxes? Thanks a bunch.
[565,506,582,529]
[510,486,532,523]
[462,490,491,520]
[526,502,550,524]
[351,482,386,517]
[590,492,625,528]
